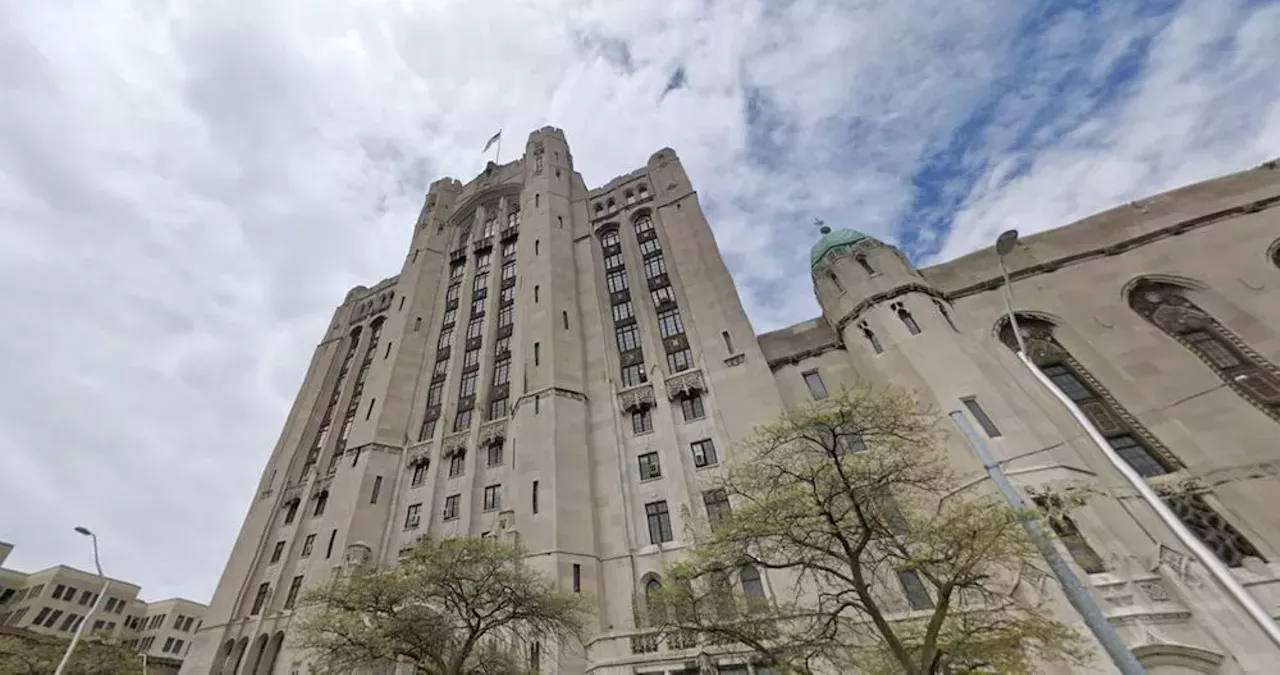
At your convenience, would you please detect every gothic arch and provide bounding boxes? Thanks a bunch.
[1269,237,1280,268]
[210,639,236,675]
[1128,277,1280,421]
[997,314,1182,475]
[637,572,663,627]
[1131,643,1225,673]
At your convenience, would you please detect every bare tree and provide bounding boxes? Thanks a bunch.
[651,383,1089,674]
[293,537,587,674]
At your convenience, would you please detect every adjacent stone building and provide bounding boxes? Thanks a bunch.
[180,128,1280,674]
[0,540,207,671]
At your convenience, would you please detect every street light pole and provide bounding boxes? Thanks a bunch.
[55,527,110,675]
[994,229,1280,652]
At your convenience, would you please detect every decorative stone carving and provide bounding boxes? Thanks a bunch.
[407,443,432,467]
[343,542,372,570]
[441,432,468,457]
[314,474,333,493]
[724,353,745,367]
[1137,579,1171,602]
[280,483,302,503]
[478,420,507,446]
[552,387,586,402]
[617,384,656,412]
[664,369,706,400]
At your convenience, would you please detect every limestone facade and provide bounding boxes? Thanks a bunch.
[179,129,1280,674]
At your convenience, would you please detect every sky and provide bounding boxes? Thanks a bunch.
[1,0,1278,603]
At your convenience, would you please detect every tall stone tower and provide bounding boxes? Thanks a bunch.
[181,129,786,675]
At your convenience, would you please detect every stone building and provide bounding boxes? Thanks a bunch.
[180,128,1280,674]
[0,540,207,671]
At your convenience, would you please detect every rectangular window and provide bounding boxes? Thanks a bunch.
[499,285,516,305]
[284,576,304,610]
[476,252,490,270]
[494,336,511,355]
[704,489,731,525]
[163,637,174,653]
[1034,496,1106,573]
[488,397,509,420]
[450,263,465,279]
[52,585,65,600]
[638,452,662,480]
[487,441,504,466]
[1107,435,1168,477]
[462,348,480,370]
[426,382,444,406]
[802,370,828,399]
[1042,365,1092,402]
[643,254,666,279]
[250,583,270,615]
[680,394,705,422]
[301,534,315,557]
[326,529,337,559]
[620,363,647,387]
[78,590,91,605]
[532,480,539,514]
[651,286,675,307]
[666,348,693,373]
[632,408,653,434]
[33,607,50,626]
[470,297,486,315]
[44,610,62,628]
[448,452,466,477]
[1185,331,1241,369]
[437,328,453,350]
[441,307,457,326]
[443,494,460,520]
[493,357,511,385]
[501,261,516,280]
[483,484,502,511]
[465,318,484,339]
[420,418,437,441]
[606,270,629,293]
[59,613,78,631]
[455,407,476,432]
[404,503,422,529]
[534,342,541,366]
[639,236,661,257]
[495,304,513,327]
[573,564,581,593]
[269,541,285,563]
[370,476,382,504]
[501,240,517,260]
[898,569,934,610]
[603,251,624,270]
[411,462,428,487]
[615,323,641,351]
[656,308,684,338]
[445,283,460,303]
[611,300,635,323]
[459,371,478,397]
[962,397,1001,437]
[691,439,717,467]
[645,501,673,544]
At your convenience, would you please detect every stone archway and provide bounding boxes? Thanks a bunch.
[242,634,269,675]
[1132,643,1225,674]
[256,632,286,675]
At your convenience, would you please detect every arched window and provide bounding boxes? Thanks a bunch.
[312,491,329,517]
[282,499,300,525]
[1165,494,1262,567]
[637,184,649,198]
[600,230,620,248]
[607,198,616,210]
[892,302,920,335]
[643,577,663,626]
[827,270,843,292]
[1129,279,1280,422]
[859,321,883,354]
[625,190,636,205]
[856,255,875,276]
[740,565,766,610]
[457,225,472,246]
[633,213,655,234]
[998,316,1181,476]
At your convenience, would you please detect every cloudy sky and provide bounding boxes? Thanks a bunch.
[2,0,1278,603]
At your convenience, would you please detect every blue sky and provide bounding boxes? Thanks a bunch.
[1,0,1278,602]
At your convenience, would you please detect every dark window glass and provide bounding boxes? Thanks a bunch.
[638,452,661,480]
[680,394,705,422]
[667,348,693,373]
[1107,435,1168,477]
[632,408,653,434]
[621,363,647,388]
[803,371,828,399]
[656,308,684,338]
[898,570,933,610]
[691,439,717,467]
[645,501,673,544]
[962,397,1001,437]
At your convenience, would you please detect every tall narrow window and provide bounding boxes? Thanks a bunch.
[411,461,429,487]
[562,311,569,329]
[573,564,582,593]
[370,476,382,504]
[483,484,502,511]
[666,348,693,373]
[532,480,540,514]
[534,342,541,366]
[443,495,460,520]
[680,393,705,422]
[312,491,329,517]
[740,565,766,607]
[704,488,731,525]
[250,584,270,615]
[530,640,541,671]
[961,397,1000,437]
[897,569,933,610]
[856,255,875,276]
[999,317,1182,473]
[1033,496,1105,573]
[860,322,883,354]
[283,576,304,610]
[1130,280,1280,421]
[691,439,717,467]
[326,529,337,558]
[301,534,315,557]
[534,285,540,303]
[632,408,653,434]
[802,370,828,399]
[269,541,285,564]
[722,331,734,354]
[892,302,921,335]
[638,452,662,480]
[645,501,673,544]
[935,299,958,332]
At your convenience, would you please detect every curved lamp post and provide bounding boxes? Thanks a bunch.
[54,527,110,675]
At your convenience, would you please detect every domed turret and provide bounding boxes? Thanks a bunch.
[810,226,873,268]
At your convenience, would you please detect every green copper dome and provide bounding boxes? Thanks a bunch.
[810,227,872,267]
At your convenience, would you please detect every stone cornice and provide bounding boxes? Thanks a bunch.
[766,342,845,371]
[833,282,948,334]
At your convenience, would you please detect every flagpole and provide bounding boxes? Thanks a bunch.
[495,130,501,164]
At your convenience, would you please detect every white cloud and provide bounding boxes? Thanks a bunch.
[1,0,1276,602]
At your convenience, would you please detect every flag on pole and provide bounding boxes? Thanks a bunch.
[483,130,501,153]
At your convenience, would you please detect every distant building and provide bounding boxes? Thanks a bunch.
[183,128,1280,674]
[0,540,206,672]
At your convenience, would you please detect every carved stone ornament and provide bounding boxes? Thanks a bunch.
[1137,579,1172,603]
[442,433,468,457]
[617,384,656,412]
[343,542,372,570]
[313,473,333,493]
[724,353,745,367]
[407,443,432,467]
[280,483,302,503]
[664,369,706,401]
[478,419,507,446]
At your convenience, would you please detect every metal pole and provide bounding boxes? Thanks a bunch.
[1015,351,1280,650]
[56,529,109,675]
[950,411,1145,674]
[997,255,1028,356]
